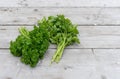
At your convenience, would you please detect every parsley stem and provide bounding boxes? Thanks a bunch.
[51,42,63,63]
[51,36,67,63]
[55,43,66,63]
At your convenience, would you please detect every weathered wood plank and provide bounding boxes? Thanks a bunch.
[1,49,120,79]
[0,49,95,79]
[1,26,120,35]
[0,26,120,48]
[0,0,120,7]
[3,35,120,49]
[0,8,120,25]
[93,49,120,79]
[94,49,120,65]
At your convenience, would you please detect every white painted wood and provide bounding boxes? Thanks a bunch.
[1,26,120,36]
[92,49,120,79]
[3,35,120,49]
[0,0,120,7]
[1,49,120,79]
[1,26,120,35]
[94,49,120,65]
[0,0,120,79]
[1,26,120,48]
[0,8,120,25]
[0,49,95,79]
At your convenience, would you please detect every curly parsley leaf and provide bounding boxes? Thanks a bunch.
[10,26,49,67]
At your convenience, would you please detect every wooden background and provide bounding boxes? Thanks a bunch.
[0,0,120,79]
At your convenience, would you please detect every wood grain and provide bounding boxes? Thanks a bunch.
[0,0,120,78]
[0,0,120,7]
[1,49,120,79]
[0,8,120,25]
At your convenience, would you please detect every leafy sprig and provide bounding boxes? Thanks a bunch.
[38,15,80,63]
[10,26,49,67]
[10,15,80,67]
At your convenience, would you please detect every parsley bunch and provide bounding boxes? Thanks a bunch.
[10,26,49,67]
[10,15,80,67]
[38,15,80,63]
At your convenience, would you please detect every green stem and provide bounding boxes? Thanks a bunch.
[51,36,67,63]
[51,41,64,63]
[55,44,66,63]
[19,27,30,39]
[54,44,64,62]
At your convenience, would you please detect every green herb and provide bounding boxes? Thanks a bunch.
[10,26,49,67]
[10,14,80,67]
[38,15,80,63]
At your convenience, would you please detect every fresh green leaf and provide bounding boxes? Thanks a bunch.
[10,26,49,67]
[38,15,80,63]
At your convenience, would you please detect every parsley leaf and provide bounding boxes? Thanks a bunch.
[10,26,49,67]
[38,15,80,63]
[10,15,80,67]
